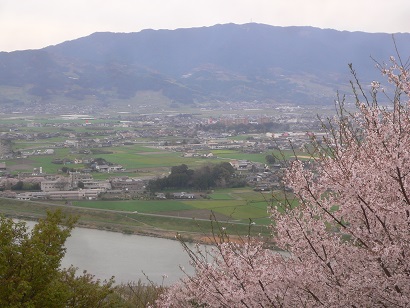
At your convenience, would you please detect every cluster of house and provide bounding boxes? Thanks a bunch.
[51,157,125,173]
[14,172,145,201]
[155,192,196,199]
[6,155,293,202]
[160,131,319,156]
[19,149,55,158]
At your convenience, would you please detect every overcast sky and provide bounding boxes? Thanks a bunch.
[1,0,409,52]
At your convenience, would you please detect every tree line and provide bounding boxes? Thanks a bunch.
[147,162,245,192]
[0,210,163,307]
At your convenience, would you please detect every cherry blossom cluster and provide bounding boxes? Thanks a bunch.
[157,58,410,307]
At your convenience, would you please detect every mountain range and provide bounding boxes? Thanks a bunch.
[0,23,409,111]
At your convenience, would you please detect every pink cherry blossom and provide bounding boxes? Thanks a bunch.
[158,57,410,307]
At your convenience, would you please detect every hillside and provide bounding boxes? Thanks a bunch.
[0,23,408,113]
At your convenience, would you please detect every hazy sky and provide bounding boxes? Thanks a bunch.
[1,0,409,52]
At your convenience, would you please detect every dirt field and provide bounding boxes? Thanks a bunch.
[5,159,36,171]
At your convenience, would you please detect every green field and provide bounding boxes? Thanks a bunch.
[7,143,289,175]
[4,144,203,174]
[4,124,305,177]
[0,195,273,238]
[209,193,234,200]
[72,199,194,213]
[71,187,277,225]
[0,117,294,239]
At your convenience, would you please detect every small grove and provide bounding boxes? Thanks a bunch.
[147,162,247,192]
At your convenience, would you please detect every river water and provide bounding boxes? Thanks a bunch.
[24,221,195,286]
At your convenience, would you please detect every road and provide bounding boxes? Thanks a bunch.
[3,197,251,226]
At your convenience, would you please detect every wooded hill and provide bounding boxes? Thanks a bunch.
[1,23,409,109]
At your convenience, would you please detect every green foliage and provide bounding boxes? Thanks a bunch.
[0,210,76,306]
[60,267,117,307]
[148,162,239,191]
[0,210,121,307]
[11,181,41,191]
[114,281,165,308]
[265,154,276,164]
[10,180,24,190]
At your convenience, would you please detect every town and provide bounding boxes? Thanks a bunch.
[0,103,326,202]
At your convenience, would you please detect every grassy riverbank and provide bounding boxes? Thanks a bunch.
[0,196,272,244]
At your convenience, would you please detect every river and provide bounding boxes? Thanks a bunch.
[23,221,196,286]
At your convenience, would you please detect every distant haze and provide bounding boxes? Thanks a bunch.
[1,0,410,52]
[0,23,408,112]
